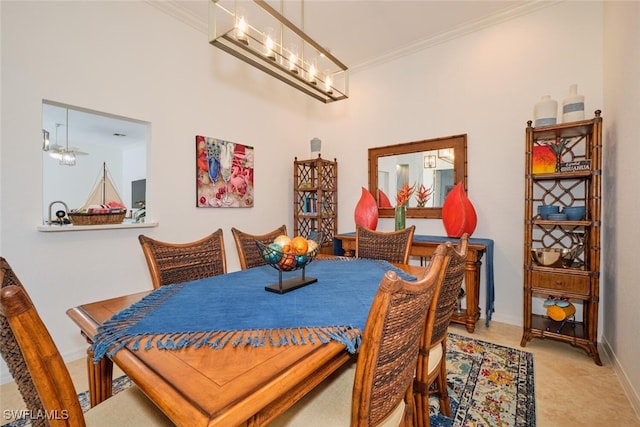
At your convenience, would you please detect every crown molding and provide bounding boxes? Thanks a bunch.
[349,1,562,74]
[145,1,208,34]
[146,1,562,74]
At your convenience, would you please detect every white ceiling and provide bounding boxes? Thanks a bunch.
[42,0,555,150]
[153,0,553,70]
[42,103,148,153]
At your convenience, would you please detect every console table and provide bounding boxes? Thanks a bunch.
[334,233,495,333]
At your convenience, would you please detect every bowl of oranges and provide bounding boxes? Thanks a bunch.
[256,234,320,272]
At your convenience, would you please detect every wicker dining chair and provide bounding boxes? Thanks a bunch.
[355,224,416,264]
[270,244,449,427]
[230,224,287,270]
[413,234,469,427]
[138,229,227,289]
[0,257,174,427]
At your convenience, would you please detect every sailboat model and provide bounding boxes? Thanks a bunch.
[68,162,127,225]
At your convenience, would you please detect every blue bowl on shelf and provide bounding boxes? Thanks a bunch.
[562,206,586,220]
[537,205,560,220]
[547,213,568,221]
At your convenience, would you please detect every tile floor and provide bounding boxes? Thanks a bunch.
[1,321,639,426]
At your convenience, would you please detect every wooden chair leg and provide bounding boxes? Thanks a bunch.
[403,388,416,427]
[412,378,430,427]
[436,354,451,417]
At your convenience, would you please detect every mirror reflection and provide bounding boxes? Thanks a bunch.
[369,135,467,219]
[377,148,455,208]
[42,101,149,224]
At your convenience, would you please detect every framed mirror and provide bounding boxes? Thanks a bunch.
[368,134,467,219]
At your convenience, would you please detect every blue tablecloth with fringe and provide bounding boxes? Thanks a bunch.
[91,259,416,363]
[334,233,495,326]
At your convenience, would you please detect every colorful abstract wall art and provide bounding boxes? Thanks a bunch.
[196,135,254,208]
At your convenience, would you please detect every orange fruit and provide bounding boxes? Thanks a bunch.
[273,234,292,253]
[290,236,309,255]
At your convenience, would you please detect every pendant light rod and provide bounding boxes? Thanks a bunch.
[60,108,76,166]
[254,0,347,70]
[66,108,69,151]
[210,0,348,103]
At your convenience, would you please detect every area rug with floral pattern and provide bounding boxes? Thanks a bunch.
[429,332,536,427]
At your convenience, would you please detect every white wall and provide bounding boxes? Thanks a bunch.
[310,2,604,328]
[2,1,637,408]
[603,0,640,415]
[0,0,314,381]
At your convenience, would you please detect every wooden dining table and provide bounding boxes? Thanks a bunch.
[67,259,427,427]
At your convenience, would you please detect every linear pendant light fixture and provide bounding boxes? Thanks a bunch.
[209,0,348,103]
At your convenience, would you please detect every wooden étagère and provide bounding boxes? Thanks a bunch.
[521,110,602,365]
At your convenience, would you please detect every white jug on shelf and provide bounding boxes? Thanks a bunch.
[562,84,585,123]
[533,95,557,127]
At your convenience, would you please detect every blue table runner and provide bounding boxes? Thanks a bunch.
[92,259,416,362]
[335,233,495,326]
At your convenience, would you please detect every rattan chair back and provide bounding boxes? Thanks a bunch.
[355,224,416,264]
[1,259,173,427]
[413,234,469,427]
[428,234,468,346]
[351,244,447,426]
[138,229,227,289]
[230,225,287,270]
[1,258,85,426]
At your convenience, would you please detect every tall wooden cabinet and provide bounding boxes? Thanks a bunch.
[293,157,337,254]
[521,110,602,365]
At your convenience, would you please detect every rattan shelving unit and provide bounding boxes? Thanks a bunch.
[521,110,602,365]
[293,156,337,254]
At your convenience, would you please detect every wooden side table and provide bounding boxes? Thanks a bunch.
[335,233,493,333]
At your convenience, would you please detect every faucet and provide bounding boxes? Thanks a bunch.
[48,201,69,225]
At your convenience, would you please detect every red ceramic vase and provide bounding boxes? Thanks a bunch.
[442,182,477,237]
[354,187,378,230]
[377,189,393,208]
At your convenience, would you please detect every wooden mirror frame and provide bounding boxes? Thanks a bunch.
[368,134,467,219]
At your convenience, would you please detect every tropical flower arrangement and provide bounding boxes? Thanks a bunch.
[415,184,433,207]
[396,182,416,207]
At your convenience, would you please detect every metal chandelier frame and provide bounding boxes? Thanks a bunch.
[209,0,349,103]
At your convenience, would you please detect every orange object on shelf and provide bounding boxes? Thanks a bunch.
[532,145,556,174]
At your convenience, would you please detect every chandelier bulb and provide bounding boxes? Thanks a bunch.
[264,27,276,60]
[308,61,317,85]
[235,9,248,45]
